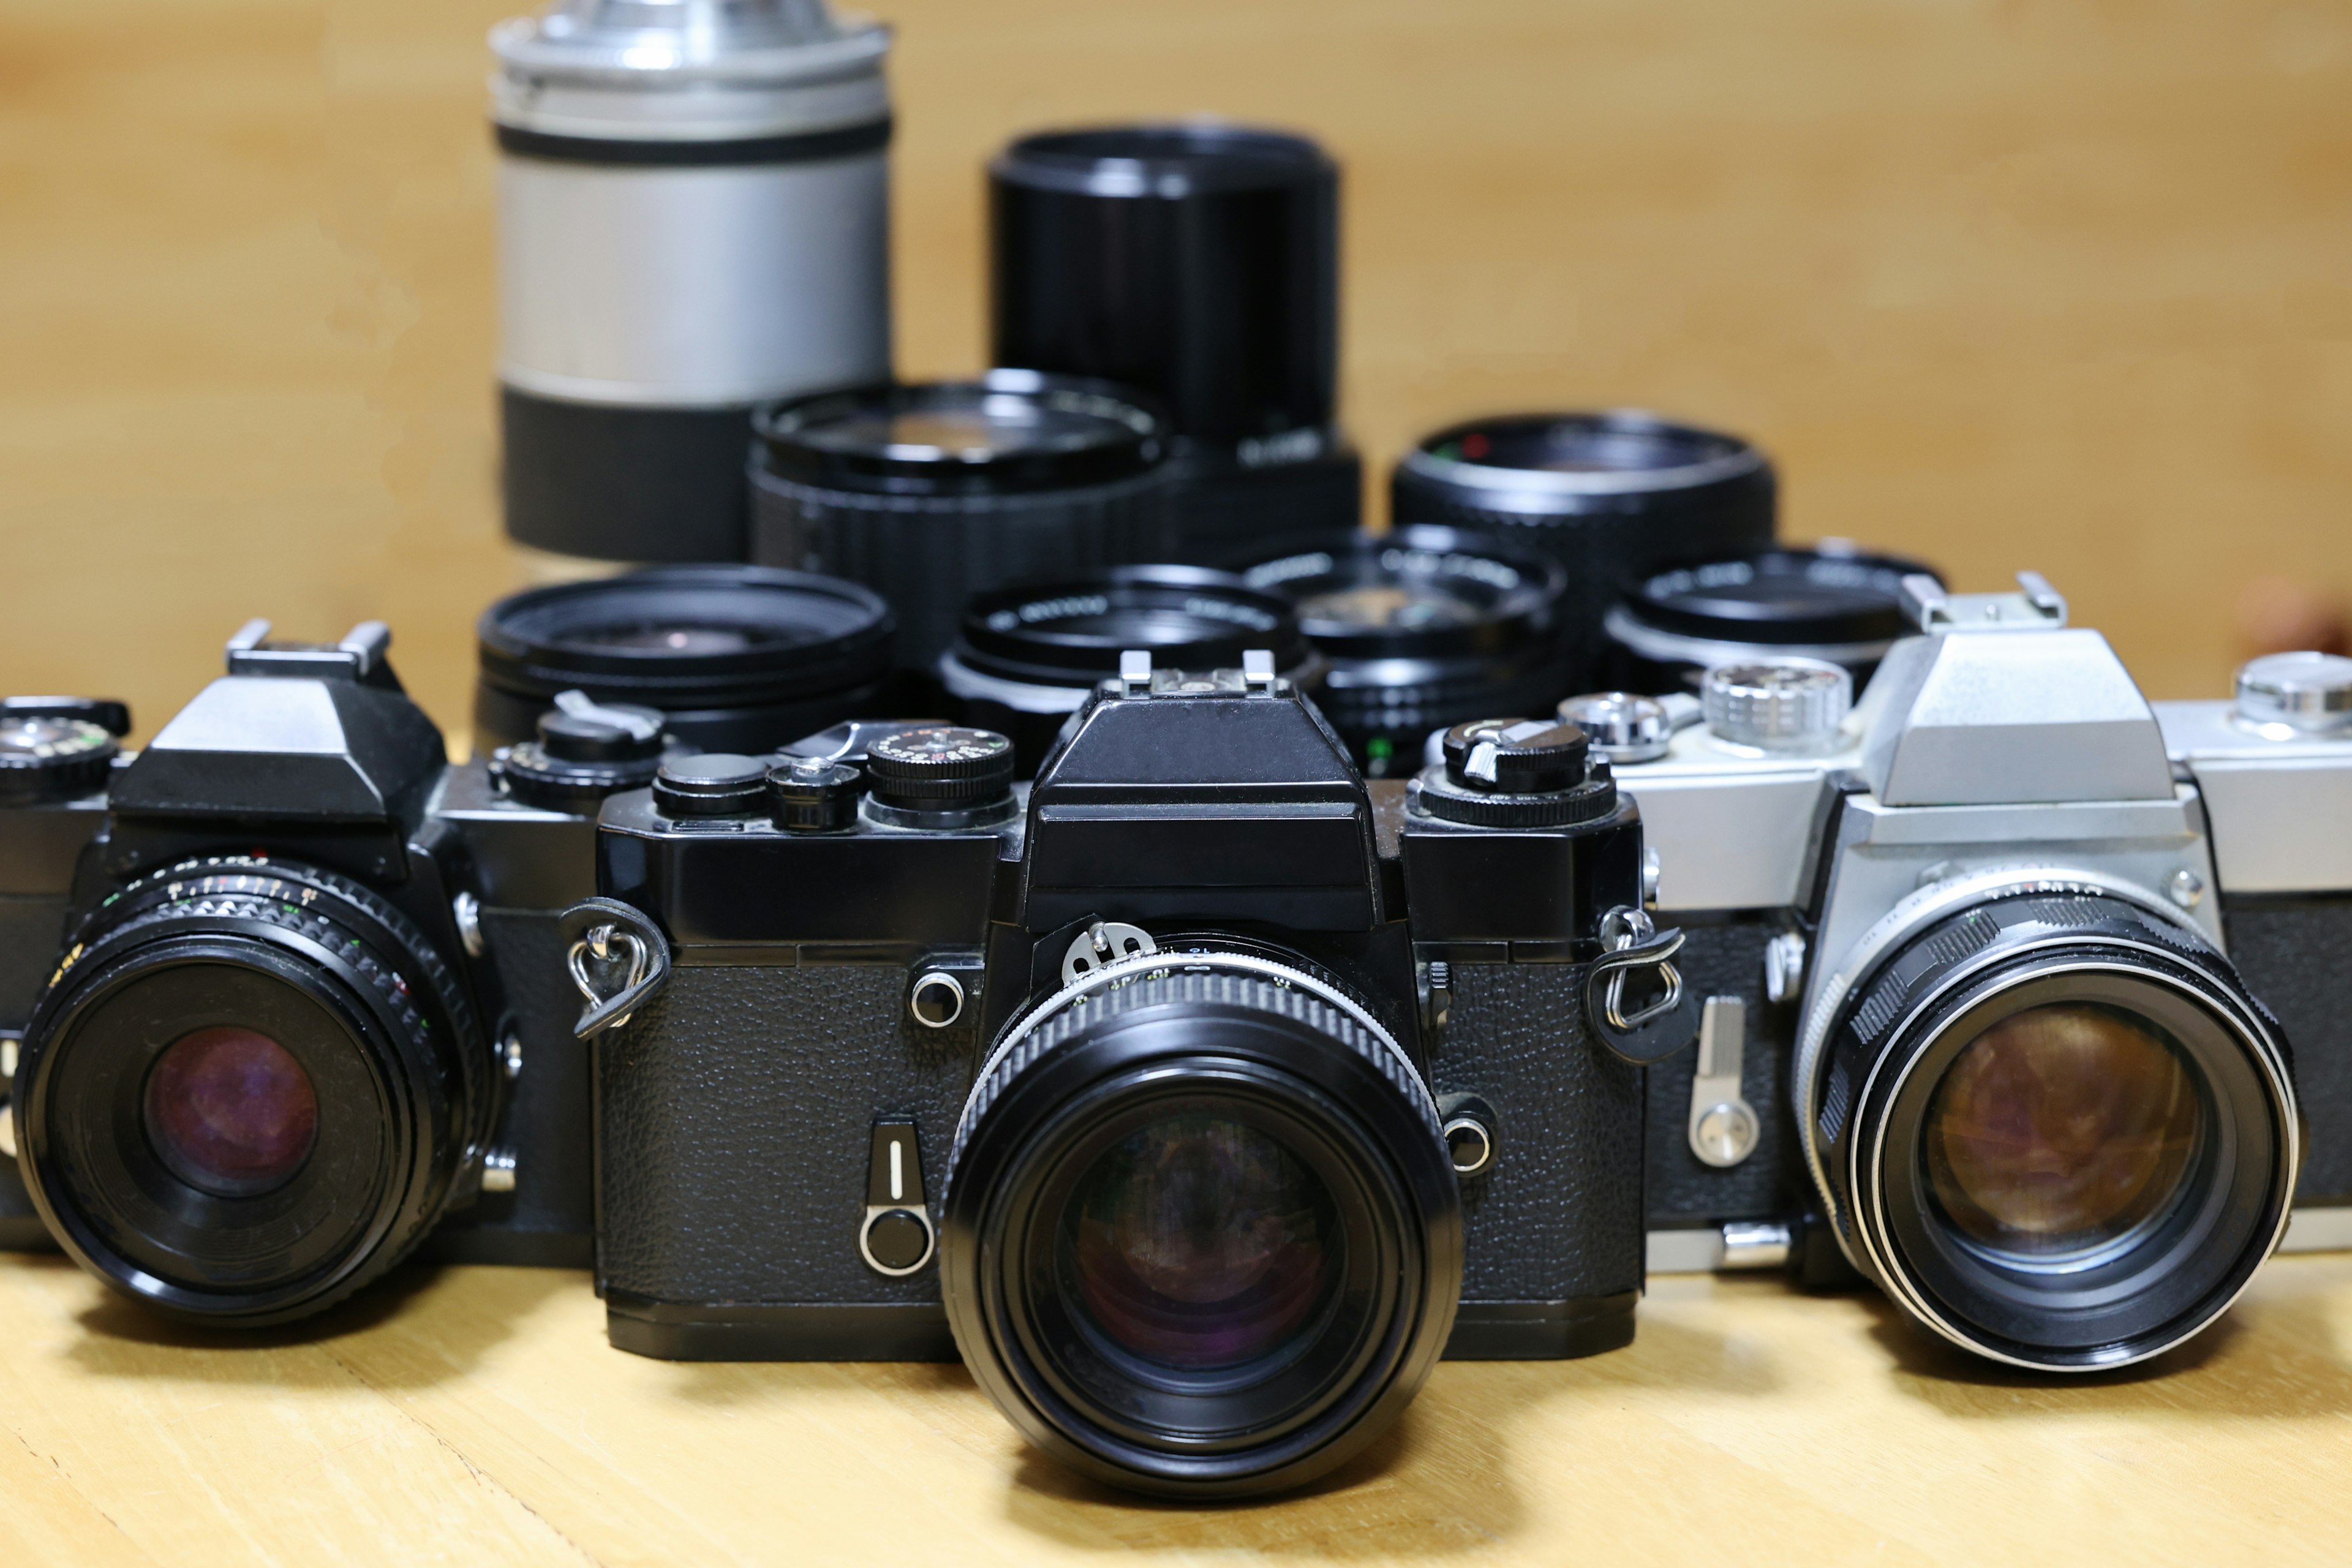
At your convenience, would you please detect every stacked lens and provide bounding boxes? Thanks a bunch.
[748,371,1177,673]
[1393,411,1777,690]
[475,564,898,754]
[941,565,1317,774]
[1232,526,1571,777]
[991,123,1360,563]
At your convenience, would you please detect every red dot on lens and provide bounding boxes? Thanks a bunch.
[1461,433,1489,459]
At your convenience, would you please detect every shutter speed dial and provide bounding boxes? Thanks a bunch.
[0,697,129,805]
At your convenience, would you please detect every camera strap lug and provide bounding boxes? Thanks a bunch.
[1586,905,1700,1065]
[560,897,672,1039]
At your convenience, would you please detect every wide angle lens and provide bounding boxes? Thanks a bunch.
[1921,1003,2203,1262]
[1058,1114,1340,1373]
[143,1026,320,1199]
[475,564,897,755]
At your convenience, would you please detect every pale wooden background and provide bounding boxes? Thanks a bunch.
[3,0,2349,742]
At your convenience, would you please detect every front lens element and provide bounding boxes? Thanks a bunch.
[1922,1002,2202,1262]
[142,1025,320,1199]
[1058,1114,1339,1373]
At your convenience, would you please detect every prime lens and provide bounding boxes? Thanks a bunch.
[1393,410,1777,690]
[1235,526,1574,778]
[490,0,894,565]
[991,124,1360,564]
[749,371,1177,671]
[475,564,897,754]
[941,565,1317,775]
[942,949,1460,1498]
[1803,886,2296,1370]
[1603,545,1941,696]
[12,858,490,1324]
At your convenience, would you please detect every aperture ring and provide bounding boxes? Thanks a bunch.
[951,951,1437,1187]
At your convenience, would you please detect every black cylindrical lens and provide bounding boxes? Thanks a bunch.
[1392,410,1776,689]
[940,565,1316,775]
[12,858,491,1325]
[990,124,1360,563]
[1603,545,1940,696]
[1234,526,1574,777]
[475,564,897,755]
[748,371,1177,671]
[942,951,1461,1498]
[1811,891,2297,1370]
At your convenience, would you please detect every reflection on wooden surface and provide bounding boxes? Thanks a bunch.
[1,1252,2347,1563]
[2,1,2350,741]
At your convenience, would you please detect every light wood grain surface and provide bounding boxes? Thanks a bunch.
[3,1251,2351,1565]
[5,1,2352,1562]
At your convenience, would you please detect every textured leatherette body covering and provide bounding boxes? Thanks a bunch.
[597,962,972,1304]
[1643,919,1794,1226]
[2226,896,2352,1204]
[1434,961,1643,1304]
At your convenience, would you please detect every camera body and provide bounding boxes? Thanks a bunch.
[1620,575,2307,1369]
[582,652,1682,1494]
[0,623,598,1321]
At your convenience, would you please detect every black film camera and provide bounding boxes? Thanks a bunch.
[573,650,1697,1498]
[0,622,633,1324]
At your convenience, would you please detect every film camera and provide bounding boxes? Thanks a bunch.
[1611,574,2312,1370]
[0,622,653,1322]
[568,650,1696,1496]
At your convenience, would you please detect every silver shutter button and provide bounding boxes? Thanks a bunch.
[1558,692,1673,763]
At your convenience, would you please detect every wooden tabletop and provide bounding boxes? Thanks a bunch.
[1,1251,2346,1565]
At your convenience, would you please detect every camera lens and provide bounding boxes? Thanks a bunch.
[490,0,892,565]
[142,1026,321,1199]
[13,857,491,1324]
[1807,889,2296,1369]
[1392,411,1776,689]
[990,124,1359,563]
[941,565,1315,774]
[1921,1004,2202,1262]
[1058,1114,1340,1372]
[1604,545,1941,695]
[1235,526,1572,777]
[475,564,896,754]
[942,951,1460,1498]
[750,371,1177,671]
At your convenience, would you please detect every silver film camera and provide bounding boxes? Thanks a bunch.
[1607,573,2332,1371]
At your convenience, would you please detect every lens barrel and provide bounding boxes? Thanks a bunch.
[749,371,1178,671]
[990,124,1360,563]
[1234,526,1575,777]
[941,565,1317,775]
[1803,886,2296,1370]
[942,950,1461,1498]
[12,858,490,1324]
[489,0,894,564]
[1392,410,1776,689]
[1604,545,1940,696]
[475,564,897,754]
